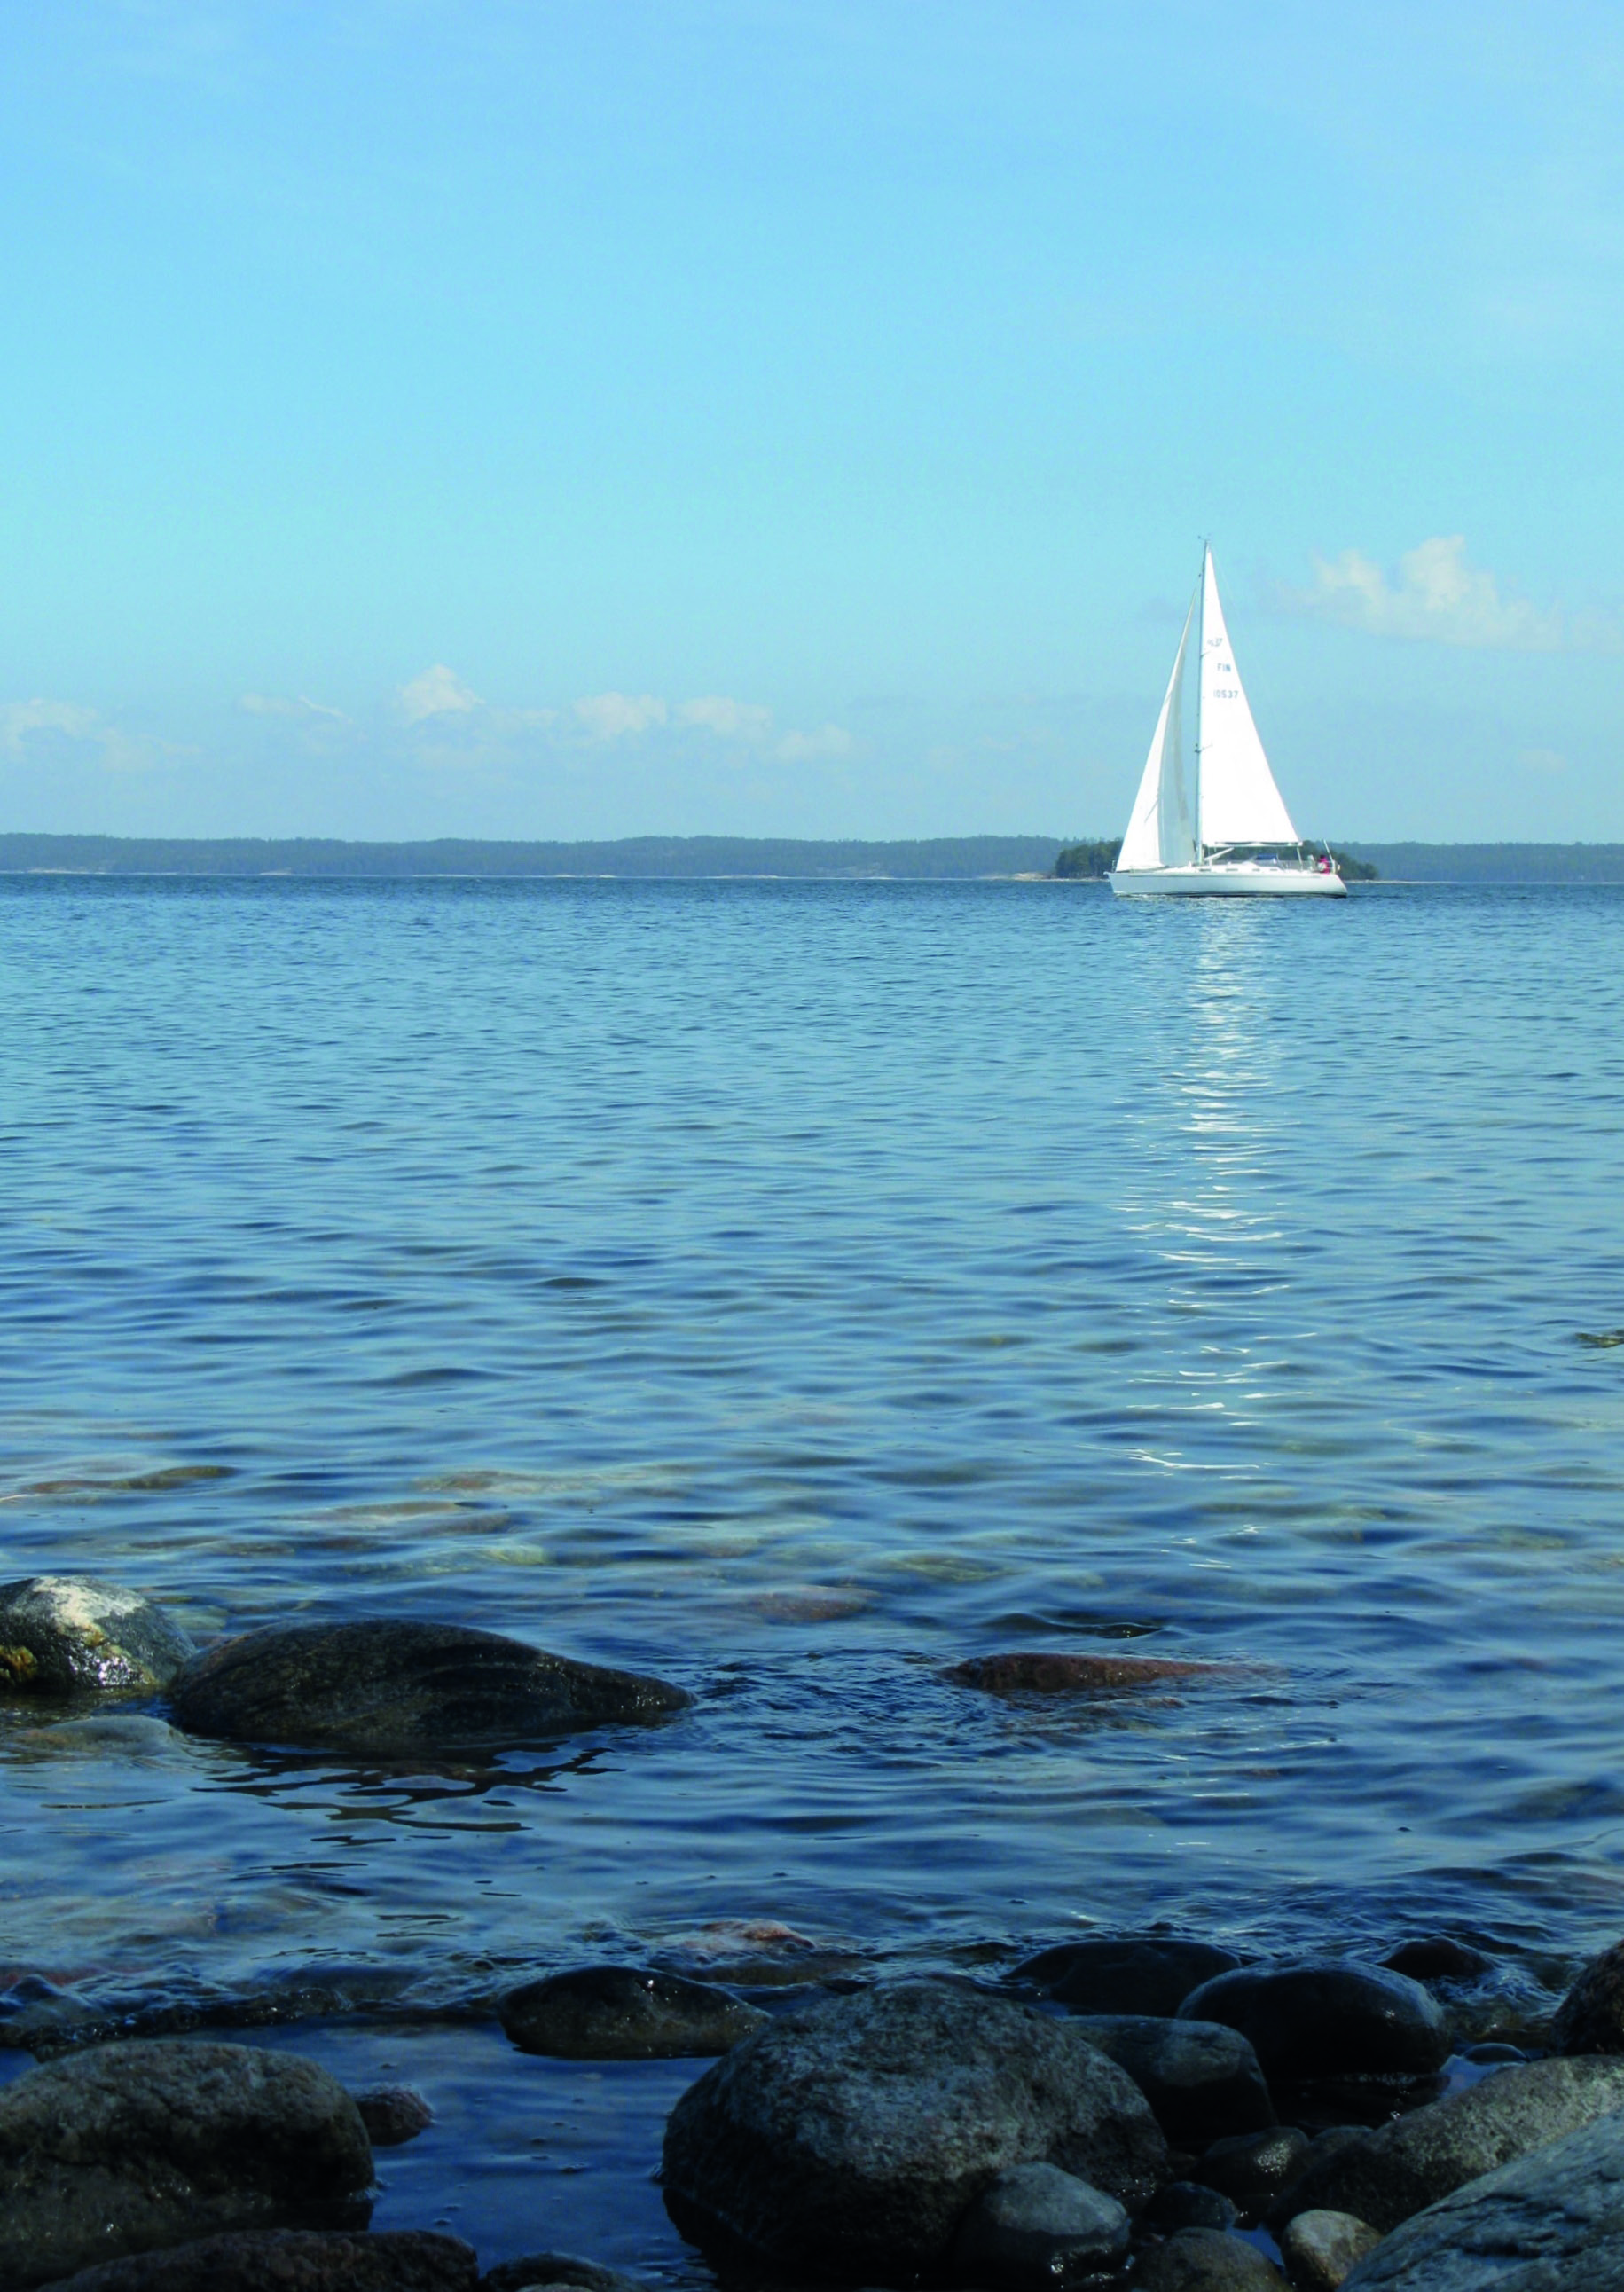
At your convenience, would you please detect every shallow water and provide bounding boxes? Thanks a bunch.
[4,875,1624,2046]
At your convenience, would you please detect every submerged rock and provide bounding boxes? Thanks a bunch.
[0,2039,373,2288]
[352,2085,433,2147]
[661,1980,1167,2281]
[34,2231,475,2291]
[1554,1936,1624,2053]
[1380,1938,1495,1985]
[946,1652,1234,1695]
[1276,2055,1624,2233]
[1278,2210,1381,2290]
[0,1576,194,1695]
[167,1620,689,1755]
[1180,1964,1449,2084]
[479,2263,647,2292]
[1069,2015,1274,2144]
[948,2160,1130,2288]
[1016,1937,1241,2017]
[498,1966,765,2060]
[1337,2110,1624,2288]
[1134,2228,1287,2288]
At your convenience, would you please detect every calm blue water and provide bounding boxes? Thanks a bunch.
[4,876,1624,2051]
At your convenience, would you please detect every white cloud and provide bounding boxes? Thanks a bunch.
[574,692,668,739]
[678,695,774,740]
[776,724,852,762]
[1,698,102,750]
[240,692,349,721]
[1289,537,1568,650]
[399,664,482,724]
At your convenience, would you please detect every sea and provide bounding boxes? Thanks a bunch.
[4,874,1624,2269]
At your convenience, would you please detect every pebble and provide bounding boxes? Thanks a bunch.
[1196,2129,1311,2217]
[1014,1938,1242,2017]
[948,2160,1130,2288]
[0,2040,373,2289]
[1134,2227,1288,2288]
[498,1966,765,2060]
[31,2230,476,2291]
[166,1619,690,1755]
[1069,2014,1274,2144]
[1278,2210,1381,2290]
[1179,1963,1449,2084]
[660,1979,1167,2281]
[0,1576,194,1695]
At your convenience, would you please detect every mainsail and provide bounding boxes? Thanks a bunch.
[1115,546,1298,871]
[1116,585,1198,871]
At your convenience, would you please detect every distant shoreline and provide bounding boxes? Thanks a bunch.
[4,833,1624,883]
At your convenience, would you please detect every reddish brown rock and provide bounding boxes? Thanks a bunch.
[946,1652,1235,1695]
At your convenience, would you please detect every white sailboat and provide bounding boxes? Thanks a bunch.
[1110,546,1345,898]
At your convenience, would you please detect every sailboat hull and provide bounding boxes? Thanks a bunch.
[1110,863,1347,899]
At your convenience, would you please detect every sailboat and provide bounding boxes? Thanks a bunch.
[1110,546,1345,898]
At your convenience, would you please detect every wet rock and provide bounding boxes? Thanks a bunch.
[1134,2229,1287,2289]
[0,2039,373,2288]
[1180,1964,1449,2085]
[946,1652,1233,1695]
[0,1577,193,1695]
[661,1980,1167,2281]
[1015,1939,1242,2018]
[498,1966,765,2060]
[35,2231,475,2292]
[1462,2040,1526,2063]
[1143,2184,1242,2233]
[1553,1935,1624,2053]
[1070,2016,1274,2144]
[1275,2054,1624,2234]
[353,2084,433,2146]
[1380,1939,1494,1985]
[949,2161,1129,2288]
[1336,2109,1624,2288]
[1278,2210,1381,2290]
[1196,2129,1311,2216]
[167,1620,689,1756]
[479,2264,647,2292]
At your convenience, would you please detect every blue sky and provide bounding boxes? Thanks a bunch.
[3,1,1620,842]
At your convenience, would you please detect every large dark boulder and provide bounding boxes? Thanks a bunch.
[1180,1964,1448,2084]
[167,1621,689,1755]
[0,2040,373,2288]
[1338,2110,1624,2288]
[1068,2016,1273,2144]
[0,1577,193,1695]
[1014,1938,1241,2017]
[34,2232,476,2292]
[498,1966,765,2059]
[1276,2055,1624,2233]
[1555,1938,1624,2053]
[661,1981,1168,2281]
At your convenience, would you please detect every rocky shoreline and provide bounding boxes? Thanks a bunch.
[7,1576,1624,2289]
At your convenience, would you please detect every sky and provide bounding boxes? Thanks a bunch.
[2,0,1621,844]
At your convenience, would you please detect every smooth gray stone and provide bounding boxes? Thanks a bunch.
[33,2231,476,2291]
[0,1576,194,1695]
[949,2160,1129,2288]
[1339,2111,1624,2288]
[1279,2210,1381,2290]
[479,2263,647,2292]
[1015,1939,1241,2018]
[0,2040,373,2289]
[352,2084,434,2146]
[168,1619,689,1754]
[661,1980,1167,2281]
[498,1966,765,2060]
[1279,2055,1624,2233]
[1555,1937,1624,2053]
[1180,1964,1449,2084]
[1069,2015,1274,2143]
[1134,2228,1287,2288]
[1197,2128,1311,2215]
